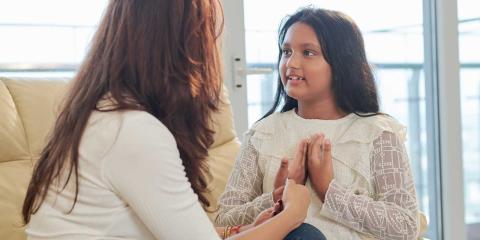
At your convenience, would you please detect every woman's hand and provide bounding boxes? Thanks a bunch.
[227,180,310,240]
[252,207,274,226]
[306,134,334,202]
[281,179,310,227]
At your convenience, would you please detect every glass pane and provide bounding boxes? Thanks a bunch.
[0,0,108,72]
[458,0,480,239]
[243,0,438,238]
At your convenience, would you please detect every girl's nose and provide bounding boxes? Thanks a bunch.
[286,52,300,69]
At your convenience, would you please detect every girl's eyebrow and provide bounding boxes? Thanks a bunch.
[300,43,321,50]
[281,42,321,50]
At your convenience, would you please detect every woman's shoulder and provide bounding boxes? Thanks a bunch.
[87,110,176,150]
[87,110,182,181]
[117,110,174,141]
[90,110,167,131]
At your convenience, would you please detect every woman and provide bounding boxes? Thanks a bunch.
[217,7,420,239]
[22,1,312,239]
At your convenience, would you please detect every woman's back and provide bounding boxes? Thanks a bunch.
[27,109,218,240]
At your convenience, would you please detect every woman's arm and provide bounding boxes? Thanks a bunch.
[229,210,299,240]
[320,131,420,239]
[228,179,310,240]
[216,202,284,238]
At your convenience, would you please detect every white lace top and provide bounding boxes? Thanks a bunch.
[216,110,420,240]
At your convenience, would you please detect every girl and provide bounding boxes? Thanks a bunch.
[217,7,420,240]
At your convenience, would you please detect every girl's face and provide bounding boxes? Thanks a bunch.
[280,22,333,104]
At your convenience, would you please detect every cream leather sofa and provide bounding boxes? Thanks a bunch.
[0,76,240,240]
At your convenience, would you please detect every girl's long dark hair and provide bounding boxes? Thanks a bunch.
[23,0,223,224]
[263,7,379,119]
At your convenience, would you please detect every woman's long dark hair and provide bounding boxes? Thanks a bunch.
[262,7,379,119]
[23,0,223,223]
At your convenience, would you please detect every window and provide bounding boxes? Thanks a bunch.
[458,0,480,238]
[0,0,108,77]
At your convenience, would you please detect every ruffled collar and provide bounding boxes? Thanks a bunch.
[289,109,356,124]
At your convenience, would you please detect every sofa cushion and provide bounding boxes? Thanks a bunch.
[210,86,238,149]
[0,80,30,163]
[0,160,32,240]
[0,79,38,239]
[1,78,68,158]
[0,77,69,240]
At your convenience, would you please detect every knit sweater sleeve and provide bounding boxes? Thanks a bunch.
[319,131,420,239]
[215,130,274,226]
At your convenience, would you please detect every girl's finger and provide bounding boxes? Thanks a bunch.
[307,134,319,161]
[322,138,332,162]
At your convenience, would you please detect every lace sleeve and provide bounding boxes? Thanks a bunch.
[320,131,420,239]
[215,131,274,226]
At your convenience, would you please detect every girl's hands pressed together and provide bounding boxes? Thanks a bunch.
[273,139,308,202]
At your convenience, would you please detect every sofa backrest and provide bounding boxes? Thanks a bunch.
[0,77,240,239]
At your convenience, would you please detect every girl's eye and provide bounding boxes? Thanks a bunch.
[304,50,315,56]
[282,49,292,56]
